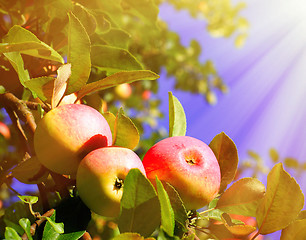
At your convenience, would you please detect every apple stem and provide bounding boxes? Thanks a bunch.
[114,178,124,190]
[250,231,260,240]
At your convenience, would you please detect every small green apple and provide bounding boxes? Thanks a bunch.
[142,136,221,210]
[34,104,112,176]
[76,147,146,218]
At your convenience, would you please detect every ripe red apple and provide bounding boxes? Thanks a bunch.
[0,122,10,140]
[142,136,221,210]
[34,104,112,176]
[76,147,146,218]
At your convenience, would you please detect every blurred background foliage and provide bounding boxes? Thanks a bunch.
[0,0,248,158]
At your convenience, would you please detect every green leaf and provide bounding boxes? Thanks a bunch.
[168,92,186,137]
[101,28,131,49]
[42,197,90,239]
[209,132,238,193]
[4,227,22,240]
[91,45,143,74]
[256,163,304,235]
[18,196,38,205]
[19,218,33,240]
[24,76,54,102]
[118,169,161,237]
[73,3,97,35]
[121,0,159,26]
[163,183,188,232]
[203,199,224,222]
[67,12,91,94]
[102,111,116,134]
[216,178,266,217]
[156,178,175,237]
[2,25,64,63]
[3,52,29,87]
[76,70,159,100]
[4,219,24,236]
[112,233,155,240]
[280,219,306,240]
[113,108,139,149]
[3,201,34,235]
[46,217,64,234]
[0,85,5,94]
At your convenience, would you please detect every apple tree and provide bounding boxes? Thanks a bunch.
[0,1,305,240]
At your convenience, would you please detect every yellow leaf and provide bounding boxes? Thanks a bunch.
[12,157,49,184]
[221,213,256,237]
[113,109,139,149]
[51,63,71,109]
[209,132,238,193]
[256,163,304,234]
[217,178,266,216]
[280,219,306,240]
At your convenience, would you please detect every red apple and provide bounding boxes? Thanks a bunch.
[34,104,112,176]
[142,136,221,210]
[142,90,151,101]
[76,147,146,218]
[0,122,10,140]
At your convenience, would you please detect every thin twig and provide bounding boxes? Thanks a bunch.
[22,100,50,112]
[0,92,37,134]
[21,209,55,240]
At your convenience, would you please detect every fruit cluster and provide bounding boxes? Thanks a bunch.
[34,104,221,218]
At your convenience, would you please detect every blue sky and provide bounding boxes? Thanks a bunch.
[157,0,306,199]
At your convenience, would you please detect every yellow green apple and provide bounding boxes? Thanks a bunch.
[34,104,112,176]
[76,147,146,218]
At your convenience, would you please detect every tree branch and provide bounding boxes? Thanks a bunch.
[0,92,37,134]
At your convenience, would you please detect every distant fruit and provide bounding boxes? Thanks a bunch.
[114,83,132,99]
[0,122,10,140]
[142,90,151,100]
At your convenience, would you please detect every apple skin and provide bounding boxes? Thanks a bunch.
[34,104,112,176]
[76,147,146,218]
[142,136,221,210]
